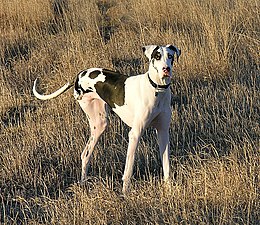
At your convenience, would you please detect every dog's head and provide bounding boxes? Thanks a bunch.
[143,45,181,80]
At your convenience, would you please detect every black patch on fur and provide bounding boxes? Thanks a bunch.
[80,70,88,77]
[89,70,101,79]
[74,75,81,96]
[151,46,160,59]
[169,54,174,65]
[94,69,128,108]
[168,45,178,53]
[167,45,181,62]
[75,72,93,95]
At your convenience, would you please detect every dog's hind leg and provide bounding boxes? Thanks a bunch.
[78,94,108,183]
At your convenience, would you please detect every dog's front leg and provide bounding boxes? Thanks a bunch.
[154,112,171,183]
[157,128,170,182]
[122,127,143,194]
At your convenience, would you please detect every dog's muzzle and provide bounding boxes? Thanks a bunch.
[162,67,171,78]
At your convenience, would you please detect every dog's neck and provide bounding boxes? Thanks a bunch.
[147,73,171,89]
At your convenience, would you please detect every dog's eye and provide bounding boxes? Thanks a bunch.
[154,53,161,60]
[168,54,173,59]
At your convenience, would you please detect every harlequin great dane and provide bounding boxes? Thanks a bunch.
[33,44,181,193]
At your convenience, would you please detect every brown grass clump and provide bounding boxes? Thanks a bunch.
[0,0,259,224]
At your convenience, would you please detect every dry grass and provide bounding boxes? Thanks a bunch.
[0,0,259,224]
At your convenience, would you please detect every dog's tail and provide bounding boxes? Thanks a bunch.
[33,78,74,100]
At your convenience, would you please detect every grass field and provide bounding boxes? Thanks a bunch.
[0,0,259,224]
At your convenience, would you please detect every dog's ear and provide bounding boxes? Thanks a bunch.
[167,45,181,62]
[142,45,159,60]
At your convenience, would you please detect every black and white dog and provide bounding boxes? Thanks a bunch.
[33,44,181,193]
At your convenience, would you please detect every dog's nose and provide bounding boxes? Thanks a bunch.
[162,67,170,72]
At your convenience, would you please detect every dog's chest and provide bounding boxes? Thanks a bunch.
[113,85,170,127]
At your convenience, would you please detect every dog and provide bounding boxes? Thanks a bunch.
[33,44,181,193]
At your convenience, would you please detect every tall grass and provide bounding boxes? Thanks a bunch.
[0,0,259,224]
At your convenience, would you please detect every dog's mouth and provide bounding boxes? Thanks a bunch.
[162,73,171,78]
